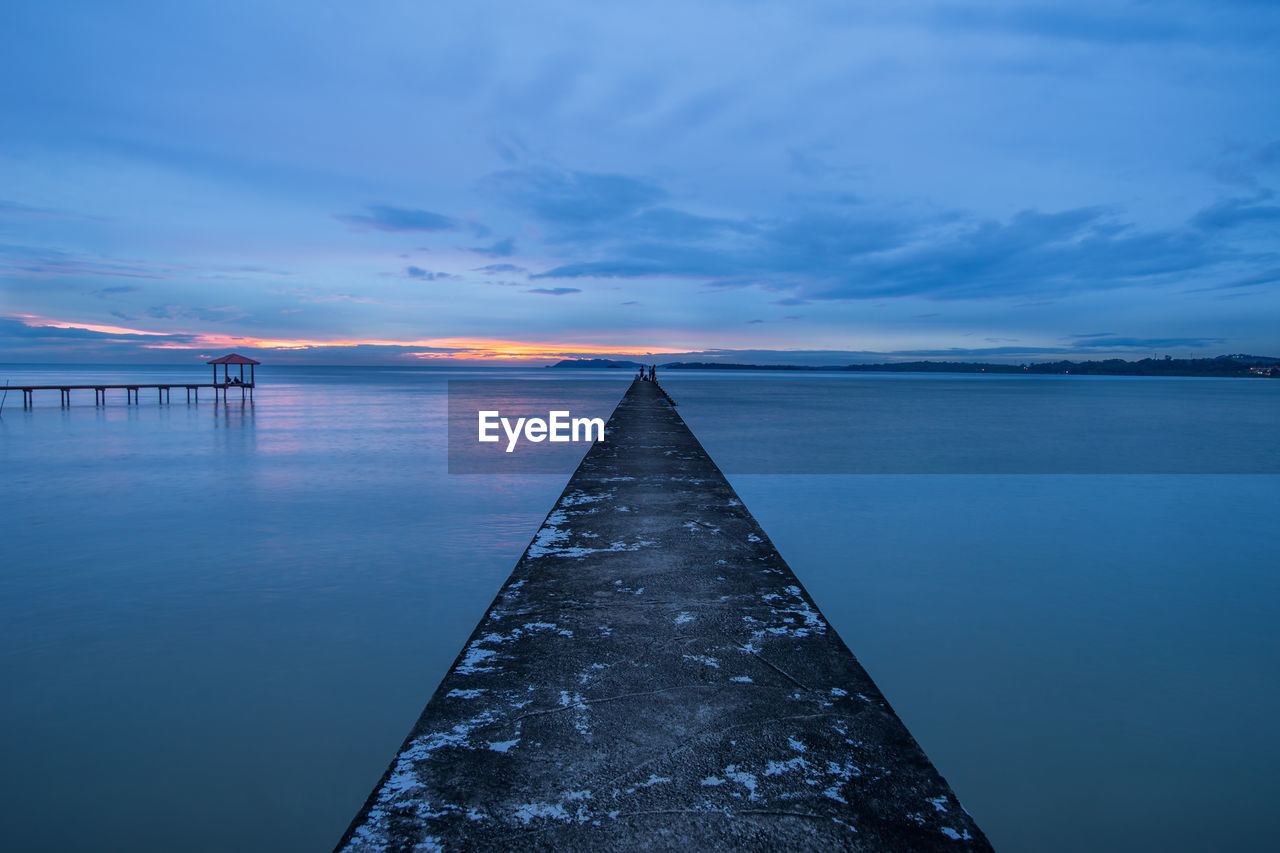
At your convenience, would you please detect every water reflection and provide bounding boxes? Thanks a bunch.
[213,398,256,426]
[2,366,1277,853]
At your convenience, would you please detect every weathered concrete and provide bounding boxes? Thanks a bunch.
[338,380,991,851]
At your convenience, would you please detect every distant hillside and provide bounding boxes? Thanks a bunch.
[547,358,644,369]
[660,355,1280,377]
[661,362,820,371]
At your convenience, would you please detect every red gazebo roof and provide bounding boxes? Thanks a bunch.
[207,353,261,365]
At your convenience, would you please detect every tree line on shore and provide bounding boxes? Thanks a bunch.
[551,354,1280,377]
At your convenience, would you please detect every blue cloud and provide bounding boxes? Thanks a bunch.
[933,3,1190,45]
[472,263,526,274]
[0,315,187,343]
[90,285,140,297]
[835,209,1216,299]
[525,287,581,296]
[404,266,457,281]
[0,200,99,220]
[1192,196,1280,230]
[531,197,1232,301]
[336,205,460,232]
[618,207,744,242]
[488,167,667,226]
[1187,267,1280,293]
[470,237,517,257]
[1209,140,1280,189]
[146,304,244,323]
[1066,334,1225,349]
[1,244,174,280]
[533,255,719,280]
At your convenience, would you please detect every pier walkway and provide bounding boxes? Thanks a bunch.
[338,380,990,851]
[12,382,252,408]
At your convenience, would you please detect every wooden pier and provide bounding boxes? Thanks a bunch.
[11,353,260,409]
[13,382,253,409]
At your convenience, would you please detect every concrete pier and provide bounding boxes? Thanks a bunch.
[338,380,990,851]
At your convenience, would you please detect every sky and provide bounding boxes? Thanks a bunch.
[2,0,1278,365]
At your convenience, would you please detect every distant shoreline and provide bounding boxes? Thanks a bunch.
[550,355,1280,378]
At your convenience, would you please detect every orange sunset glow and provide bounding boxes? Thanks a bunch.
[14,315,685,361]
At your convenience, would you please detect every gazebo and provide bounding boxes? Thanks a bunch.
[207,353,260,400]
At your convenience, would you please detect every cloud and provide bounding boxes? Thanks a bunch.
[1,244,175,280]
[619,207,743,243]
[829,208,1217,300]
[867,336,1227,359]
[527,190,1227,301]
[489,132,530,165]
[1066,334,1225,350]
[1209,139,1280,189]
[267,285,378,306]
[525,287,580,296]
[1256,139,1280,163]
[1192,195,1280,230]
[146,304,245,323]
[1185,267,1280,293]
[0,200,58,216]
[0,200,104,221]
[0,315,188,343]
[788,148,835,179]
[404,266,457,280]
[470,236,517,257]
[932,3,1190,45]
[472,263,526,274]
[490,165,744,251]
[336,204,460,232]
[90,285,141,297]
[488,167,667,226]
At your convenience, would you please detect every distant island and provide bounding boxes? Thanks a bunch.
[546,359,644,369]
[551,355,1279,377]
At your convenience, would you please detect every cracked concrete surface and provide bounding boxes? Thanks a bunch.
[337,380,991,852]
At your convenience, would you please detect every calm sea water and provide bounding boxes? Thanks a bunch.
[2,365,1277,852]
